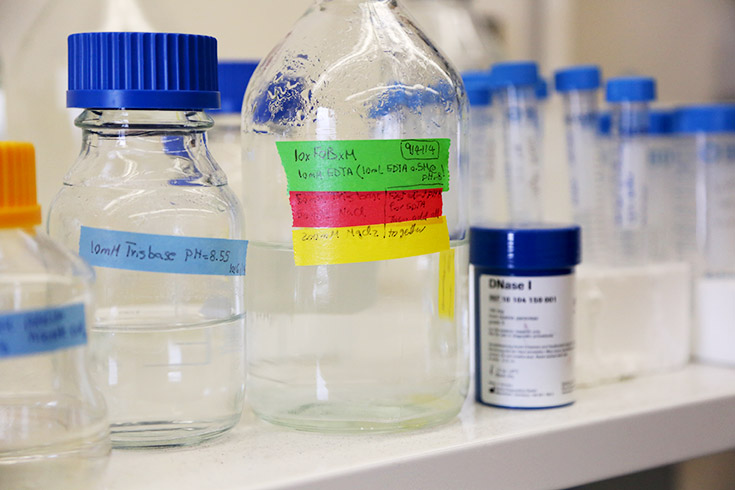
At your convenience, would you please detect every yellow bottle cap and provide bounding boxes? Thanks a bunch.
[0,142,42,228]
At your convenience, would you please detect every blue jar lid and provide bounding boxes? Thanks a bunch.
[67,32,220,110]
[605,76,656,103]
[211,60,259,114]
[470,225,581,270]
[535,78,548,101]
[490,61,539,89]
[598,112,611,136]
[674,104,735,134]
[649,109,675,135]
[554,65,601,92]
[462,70,493,107]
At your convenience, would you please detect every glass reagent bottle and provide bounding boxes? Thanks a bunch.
[48,32,246,448]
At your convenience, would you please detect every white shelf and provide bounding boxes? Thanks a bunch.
[104,364,735,490]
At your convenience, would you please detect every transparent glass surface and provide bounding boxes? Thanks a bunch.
[47,110,245,448]
[242,0,469,432]
[402,0,502,71]
[208,113,244,205]
[0,229,109,489]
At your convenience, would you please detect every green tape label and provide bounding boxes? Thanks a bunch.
[276,139,450,192]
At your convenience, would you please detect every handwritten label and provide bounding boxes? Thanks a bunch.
[0,303,86,359]
[79,227,247,276]
[438,249,455,320]
[292,216,449,266]
[289,188,443,228]
[276,139,450,192]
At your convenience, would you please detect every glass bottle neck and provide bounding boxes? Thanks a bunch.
[68,109,225,186]
[75,109,213,132]
[316,0,395,5]
[74,109,212,156]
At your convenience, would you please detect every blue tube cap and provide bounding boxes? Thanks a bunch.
[462,70,493,106]
[674,104,735,134]
[605,77,656,103]
[649,110,675,135]
[490,61,539,89]
[535,78,548,101]
[554,65,601,92]
[211,61,259,114]
[470,225,582,271]
[67,32,220,110]
[598,112,611,136]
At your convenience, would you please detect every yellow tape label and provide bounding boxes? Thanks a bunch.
[438,249,455,320]
[292,217,450,266]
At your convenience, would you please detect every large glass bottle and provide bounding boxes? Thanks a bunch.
[47,33,246,448]
[0,142,109,489]
[242,0,469,432]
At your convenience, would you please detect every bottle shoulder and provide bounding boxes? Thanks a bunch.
[0,228,94,283]
[242,2,467,132]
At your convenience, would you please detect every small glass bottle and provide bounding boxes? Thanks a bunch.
[208,61,259,205]
[0,142,109,488]
[48,32,246,448]
[242,0,469,432]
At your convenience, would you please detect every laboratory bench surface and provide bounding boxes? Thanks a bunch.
[103,363,735,490]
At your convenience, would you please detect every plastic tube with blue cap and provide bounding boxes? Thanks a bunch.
[207,60,259,205]
[676,104,735,365]
[490,61,542,223]
[605,76,656,263]
[554,65,603,261]
[646,109,680,260]
[463,70,502,225]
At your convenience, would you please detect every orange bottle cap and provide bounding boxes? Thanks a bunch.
[0,142,42,228]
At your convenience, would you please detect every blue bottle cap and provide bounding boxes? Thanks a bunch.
[67,32,220,110]
[535,78,548,101]
[489,61,539,89]
[649,109,675,135]
[598,112,611,136]
[554,65,601,92]
[211,60,259,114]
[462,70,493,106]
[674,104,735,134]
[605,76,656,103]
[470,225,581,271]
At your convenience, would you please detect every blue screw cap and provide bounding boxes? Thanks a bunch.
[605,76,656,103]
[649,110,675,135]
[554,65,601,92]
[675,105,735,134]
[598,112,611,136]
[470,225,582,271]
[490,61,539,89]
[536,78,548,101]
[212,60,259,114]
[462,70,493,106]
[67,32,220,110]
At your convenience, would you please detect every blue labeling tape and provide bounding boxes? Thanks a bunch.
[0,303,87,359]
[79,227,247,276]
